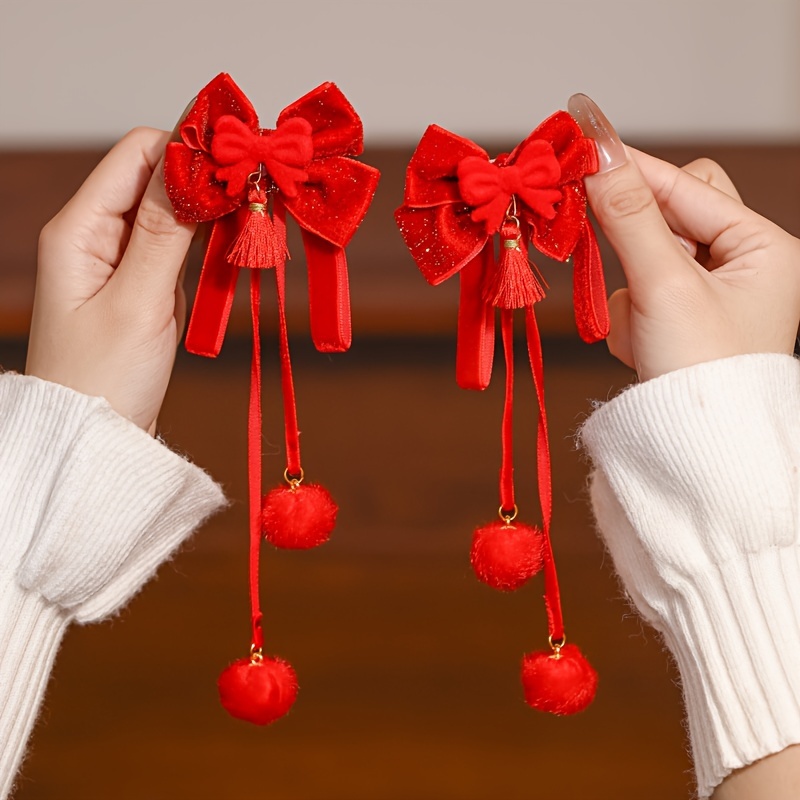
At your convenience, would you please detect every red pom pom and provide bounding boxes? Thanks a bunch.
[521,643,598,715]
[218,654,298,725]
[262,483,338,549]
[470,520,544,591]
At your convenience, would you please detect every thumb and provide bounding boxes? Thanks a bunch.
[568,94,694,298]
[115,156,196,301]
[606,288,635,370]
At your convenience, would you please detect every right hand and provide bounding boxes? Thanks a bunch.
[569,94,800,382]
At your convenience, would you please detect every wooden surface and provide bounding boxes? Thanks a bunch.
[2,144,799,339]
[1,338,693,800]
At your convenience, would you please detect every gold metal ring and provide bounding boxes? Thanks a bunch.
[249,644,264,664]
[548,633,566,659]
[498,504,518,524]
[283,467,305,489]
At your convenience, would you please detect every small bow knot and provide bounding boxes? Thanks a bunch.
[457,140,563,233]
[211,115,314,198]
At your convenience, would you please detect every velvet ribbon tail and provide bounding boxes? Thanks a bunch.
[499,309,516,514]
[185,213,246,357]
[248,269,264,650]
[572,223,610,344]
[301,228,352,353]
[524,306,564,642]
[273,243,303,480]
[456,245,496,391]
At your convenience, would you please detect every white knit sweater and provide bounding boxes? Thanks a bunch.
[580,352,800,798]
[0,374,225,800]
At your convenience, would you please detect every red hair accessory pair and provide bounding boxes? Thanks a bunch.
[165,73,607,725]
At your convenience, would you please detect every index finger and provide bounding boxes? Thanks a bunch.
[629,148,760,249]
[568,94,693,289]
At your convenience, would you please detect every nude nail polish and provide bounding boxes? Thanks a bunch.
[674,233,698,258]
[170,97,197,142]
[567,93,627,173]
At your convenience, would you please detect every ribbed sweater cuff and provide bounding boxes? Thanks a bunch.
[580,354,800,798]
[0,573,69,800]
[0,374,226,798]
[0,374,226,620]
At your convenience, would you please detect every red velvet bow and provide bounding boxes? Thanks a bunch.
[395,112,609,390]
[165,73,380,356]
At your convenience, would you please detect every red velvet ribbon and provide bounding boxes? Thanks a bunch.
[165,73,380,356]
[395,114,608,648]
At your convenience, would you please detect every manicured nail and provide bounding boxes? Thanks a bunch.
[568,93,627,173]
[674,233,698,258]
[170,97,196,143]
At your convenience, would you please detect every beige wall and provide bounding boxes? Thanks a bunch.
[2,0,798,146]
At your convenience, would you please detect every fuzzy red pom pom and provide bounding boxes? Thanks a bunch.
[262,483,338,549]
[218,654,298,725]
[470,520,544,591]
[521,643,598,715]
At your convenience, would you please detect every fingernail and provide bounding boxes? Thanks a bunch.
[568,93,627,173]
[170,96,196,142]
[674,233,698,258]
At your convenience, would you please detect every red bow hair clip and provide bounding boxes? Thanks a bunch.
[395,112,608,715]
[165,74,380,725]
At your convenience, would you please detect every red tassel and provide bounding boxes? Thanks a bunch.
[218,650,298,725]
[262,481,338,550]
[470,519,544,591]
[484,222,545,309]
[521,642,598,715]
[227,188,286,269]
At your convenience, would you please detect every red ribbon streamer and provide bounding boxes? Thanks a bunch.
[248,270,264,649]
[526,307,562,641]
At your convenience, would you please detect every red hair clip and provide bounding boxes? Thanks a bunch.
[395,112,608,714]
[165,73,380,724]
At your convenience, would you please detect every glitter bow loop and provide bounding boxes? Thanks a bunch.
[165,73,380,357]
[395,113,609,390]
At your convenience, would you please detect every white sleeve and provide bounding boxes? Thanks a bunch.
[0,374,226,799]
[579,353,800,799]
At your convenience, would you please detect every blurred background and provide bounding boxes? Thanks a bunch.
[1,1,799,798]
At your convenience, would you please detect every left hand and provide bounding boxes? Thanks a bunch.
[26,126,196,433]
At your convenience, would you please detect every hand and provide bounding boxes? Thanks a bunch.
[26,126,196,433]
[568,94,800,382]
